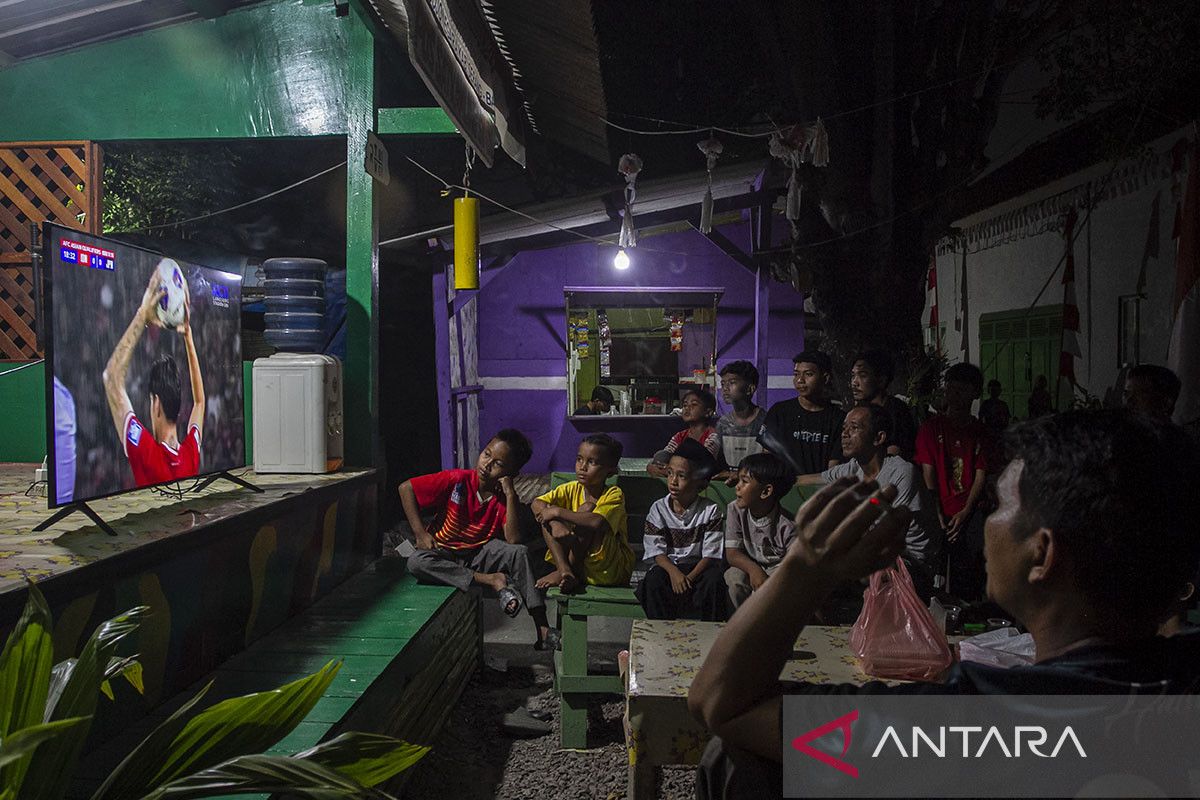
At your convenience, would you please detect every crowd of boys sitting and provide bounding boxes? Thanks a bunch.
[396,351,1197,797]
[398,348,1195,646]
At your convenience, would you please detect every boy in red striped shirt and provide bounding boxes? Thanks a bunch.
[399,429,557,649]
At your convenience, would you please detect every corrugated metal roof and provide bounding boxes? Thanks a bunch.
[478,0,609,163]
[0,0,262,61]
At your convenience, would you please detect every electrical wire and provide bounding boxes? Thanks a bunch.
[598,0,1196,140]
[116,161,348,233]
[753,119,1048,254]
[0,359,44,378]
[391,154,712,258]
[599,40,1056,139]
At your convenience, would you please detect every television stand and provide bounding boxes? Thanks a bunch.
[33,502,118,537]
[191,471,264,494]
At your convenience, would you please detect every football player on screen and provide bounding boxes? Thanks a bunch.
[102,267,206,487]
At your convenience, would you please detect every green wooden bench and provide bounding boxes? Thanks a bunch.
[548,584,646,749]
[72,561,478,800]
[543,471,816,749]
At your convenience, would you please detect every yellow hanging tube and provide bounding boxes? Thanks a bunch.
[454,196,480,290]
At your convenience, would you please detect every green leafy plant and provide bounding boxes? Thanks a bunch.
[905,346,950,424]
[0,584,427,800]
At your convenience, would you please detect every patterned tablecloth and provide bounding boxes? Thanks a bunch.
[625,619,890,770]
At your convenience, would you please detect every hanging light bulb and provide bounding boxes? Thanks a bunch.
[613,248,631,270]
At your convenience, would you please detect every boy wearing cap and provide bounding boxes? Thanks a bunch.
[757,350,844,475]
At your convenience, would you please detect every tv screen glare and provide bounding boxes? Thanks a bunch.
[42,223,245,507]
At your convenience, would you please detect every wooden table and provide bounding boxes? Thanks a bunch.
[623,620,892,799]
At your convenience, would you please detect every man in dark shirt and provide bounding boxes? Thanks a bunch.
[690,410,1200,798]
[757,350,844,475]
[573,385,614,416]
[849,349,917,460]
[1123,363,1181,422]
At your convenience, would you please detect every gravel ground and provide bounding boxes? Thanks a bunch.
[393,472,698,799]
[402,662,696,800]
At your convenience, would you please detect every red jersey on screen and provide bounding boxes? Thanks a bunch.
[409,468,506,550]
[914,414,990,517]
[124,412,201,487]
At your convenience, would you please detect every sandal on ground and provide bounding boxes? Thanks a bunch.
[501,707,551,738]
[498,585,522,618]
[534,627,562,651]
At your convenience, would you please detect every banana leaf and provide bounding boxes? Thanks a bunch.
[94,661,340,800]
[292,732,429,787]
[0,717,90,770]
[21,603,148,800]
[0,584,54,794]
[138,753,395,800]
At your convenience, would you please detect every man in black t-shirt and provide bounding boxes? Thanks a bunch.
[757,350,843,474]
[690,410,1200,798]
[849,349,917,460]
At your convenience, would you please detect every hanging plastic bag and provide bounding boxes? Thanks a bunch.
[849,557,953,681]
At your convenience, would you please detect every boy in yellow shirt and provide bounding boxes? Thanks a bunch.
[532,434,635,591]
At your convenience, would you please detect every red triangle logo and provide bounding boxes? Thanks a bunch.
[791,709,859,778]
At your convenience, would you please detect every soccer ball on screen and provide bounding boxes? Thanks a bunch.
[155,259,188,328]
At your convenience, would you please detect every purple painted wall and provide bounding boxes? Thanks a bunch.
[469,222,806,471]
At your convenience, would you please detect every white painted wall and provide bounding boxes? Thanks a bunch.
[929,128,1190,403]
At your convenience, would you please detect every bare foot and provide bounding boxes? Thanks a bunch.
[558,572,583,594]
[535,570,562,590]
[477,572,508,593]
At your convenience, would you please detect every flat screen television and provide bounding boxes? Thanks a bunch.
[41,222,245,508]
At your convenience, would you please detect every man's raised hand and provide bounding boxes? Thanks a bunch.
[176,289,192,336]
[788,477,912,582]
[139,270,166,327]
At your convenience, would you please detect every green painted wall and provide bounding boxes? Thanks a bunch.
[0,0,353,141]
[0,363,46,462]
[0,361,254,464]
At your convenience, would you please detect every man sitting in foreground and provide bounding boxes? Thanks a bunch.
[689,410,1200,798]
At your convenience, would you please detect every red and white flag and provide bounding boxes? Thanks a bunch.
[1059,209,1081,390]
[1168,136,1199,431]
[927,256,941,351]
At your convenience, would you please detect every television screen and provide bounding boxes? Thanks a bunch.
[42,222,245,507]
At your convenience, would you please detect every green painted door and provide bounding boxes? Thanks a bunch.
[979,306,1063,418]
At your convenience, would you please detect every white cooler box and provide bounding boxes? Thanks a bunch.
[253,353,344,473]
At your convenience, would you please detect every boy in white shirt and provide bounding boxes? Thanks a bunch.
[637,438,726,620]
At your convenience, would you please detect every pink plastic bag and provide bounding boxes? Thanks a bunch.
[849,557,953,681]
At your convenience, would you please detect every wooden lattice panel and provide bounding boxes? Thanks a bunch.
[0,266,38,360]
[0,141,102,359]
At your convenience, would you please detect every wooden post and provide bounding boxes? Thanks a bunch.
[344,8,379,467]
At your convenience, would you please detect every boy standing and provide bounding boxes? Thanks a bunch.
[757,350,843,474]
[848,349,917,460]
[637,439,726,621]
[723,453,797,610]
[399,429,557,648]
[532,434,635,591]
[647,388,722,477]
[715,360,765,481]
[979,379,1012,432]
[914,363,991,601]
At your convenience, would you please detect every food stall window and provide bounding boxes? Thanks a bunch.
[565,286,723,417]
